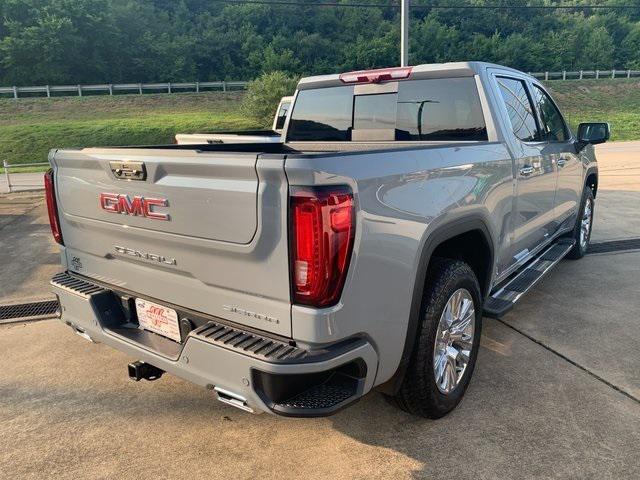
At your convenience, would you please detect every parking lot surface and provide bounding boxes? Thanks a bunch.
[1,142,639,479]
[0,172,45,194]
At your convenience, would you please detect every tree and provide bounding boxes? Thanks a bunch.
[1,0,639,85]
[240,71,298,125]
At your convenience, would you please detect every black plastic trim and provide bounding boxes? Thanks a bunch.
[585,166,599,198]
[252,358,367,417]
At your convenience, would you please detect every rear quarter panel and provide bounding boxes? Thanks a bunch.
[285,142,513,384]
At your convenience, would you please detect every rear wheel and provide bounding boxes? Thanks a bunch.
[567,187,595,259]
[386,258,482,418]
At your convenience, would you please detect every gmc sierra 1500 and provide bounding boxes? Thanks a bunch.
[47,62,609,418]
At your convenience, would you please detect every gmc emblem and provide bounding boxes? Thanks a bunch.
[100,193,169,221]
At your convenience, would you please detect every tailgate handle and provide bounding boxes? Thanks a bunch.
[110,161,147,181]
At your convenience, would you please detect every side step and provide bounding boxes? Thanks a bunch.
[484,239,575,318]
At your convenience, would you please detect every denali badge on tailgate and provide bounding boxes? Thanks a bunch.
[100,193,169,221]
[115,246,177,266]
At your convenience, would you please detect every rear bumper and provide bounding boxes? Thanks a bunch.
[51,272,378,417]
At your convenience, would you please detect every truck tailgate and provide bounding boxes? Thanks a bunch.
[51,147,292,337]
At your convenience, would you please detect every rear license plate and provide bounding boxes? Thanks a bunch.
[135,298,181,342]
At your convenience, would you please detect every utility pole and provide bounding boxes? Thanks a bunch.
[400,0,410,67]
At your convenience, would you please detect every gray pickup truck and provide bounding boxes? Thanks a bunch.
[47,62,609,418]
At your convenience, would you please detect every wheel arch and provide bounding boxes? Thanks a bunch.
[376,215,495,395]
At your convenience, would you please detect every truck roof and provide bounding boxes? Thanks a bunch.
[297,61,530,90]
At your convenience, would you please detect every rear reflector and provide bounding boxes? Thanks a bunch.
[339,66,412,84]
[44,169,63,245]
[290,186,355,308]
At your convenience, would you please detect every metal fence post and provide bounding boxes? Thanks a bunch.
[3,160,12,193]
[138,83,143,95]
[12,86,18,99]
[595,70,599,79]
[628,70,632,79]
[196,81,199,93]
[544,71,549,81]
[222,81,227,92]
[46,85,50,98]
[579,70,583,80]
[612,69,616,79]
[77,84,82,96]
[562,70,566,80]
[108,84,113,95]
[167,82,171,94]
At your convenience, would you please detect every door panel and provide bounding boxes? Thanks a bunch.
[513,145,557,254]
[531,84,582,228]
[494,76,556,268]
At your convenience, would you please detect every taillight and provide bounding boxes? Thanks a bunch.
[44,169,63,245]
[290,186,355,308]
[339,66,412,84]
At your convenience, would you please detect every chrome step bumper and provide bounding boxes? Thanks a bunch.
[51,271,377,416]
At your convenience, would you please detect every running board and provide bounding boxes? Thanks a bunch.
[484,239,575,318]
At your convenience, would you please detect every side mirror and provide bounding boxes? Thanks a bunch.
[577,122,610,146]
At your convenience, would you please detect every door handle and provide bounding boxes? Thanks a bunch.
[519,166,535,177]
[556,158,567,167]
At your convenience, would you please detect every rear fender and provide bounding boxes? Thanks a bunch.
[376,216,495,395]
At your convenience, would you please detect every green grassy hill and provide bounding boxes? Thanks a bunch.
[546,79,640,141]
[1,79,638,171]
[0,92,259,170]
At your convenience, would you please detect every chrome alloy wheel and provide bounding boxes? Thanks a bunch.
[433,288,475,395]
[580,197,593,250]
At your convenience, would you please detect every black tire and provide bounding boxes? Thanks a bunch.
[386,257,482,418]
[566,187,595,260]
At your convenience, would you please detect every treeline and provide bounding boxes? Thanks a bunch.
[1,0,640,85]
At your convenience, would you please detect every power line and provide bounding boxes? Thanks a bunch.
[217,1,640,10]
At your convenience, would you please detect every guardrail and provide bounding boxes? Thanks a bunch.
[530,69,640,80]
[0,81,249,99]
[2,71,639,99]
[2,161,49,193]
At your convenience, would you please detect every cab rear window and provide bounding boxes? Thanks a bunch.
[287,77,487,142]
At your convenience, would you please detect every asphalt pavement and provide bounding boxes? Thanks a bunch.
[0,172,44,194]
[0,142,639,479]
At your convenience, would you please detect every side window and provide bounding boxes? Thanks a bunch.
[532,86,569,142]
[496,77,540,142]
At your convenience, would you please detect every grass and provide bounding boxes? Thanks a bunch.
[0,92,261,170]
[545,79,640,141]
[1,79,638,171]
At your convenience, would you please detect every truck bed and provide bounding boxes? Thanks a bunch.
[49,137,501,341]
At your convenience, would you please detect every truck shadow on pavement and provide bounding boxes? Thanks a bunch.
[326,318,640,479]
[1,317,638,480]
[1,186,640,478]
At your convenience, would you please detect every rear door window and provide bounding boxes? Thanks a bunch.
[496,77,540,143]
[287,77,487,142]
